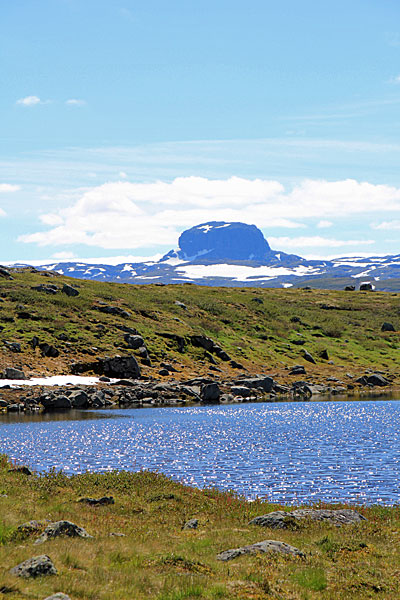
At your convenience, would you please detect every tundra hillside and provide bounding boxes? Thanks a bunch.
[0,268,399,391]
[0,456,399,600]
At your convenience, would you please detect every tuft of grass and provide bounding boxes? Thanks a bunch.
[291,566,328,591]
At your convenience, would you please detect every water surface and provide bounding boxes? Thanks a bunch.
[1,399,399,505]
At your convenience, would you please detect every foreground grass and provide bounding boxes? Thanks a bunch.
[0,456,399,599]
[1,269,400,385]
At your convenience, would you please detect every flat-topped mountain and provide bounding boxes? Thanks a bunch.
[10,221,400,290]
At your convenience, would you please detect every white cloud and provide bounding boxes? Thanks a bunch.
[18,176,400,250]
[268,236,375,249]
[317,220,333,228]
[0,208,6,217]
[66,99,86,106]
[16,96,42,106]
[119,171,128,179]
[372,220,400,230]
[0,184,20,193]
[51,251,77,259]
[389,75,400,84]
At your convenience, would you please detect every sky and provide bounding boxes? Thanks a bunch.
[1,0,400,263]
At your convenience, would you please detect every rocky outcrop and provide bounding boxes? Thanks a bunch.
[78,496,114,506]
[2,367,26,379]
[217,539,304,561]
[249,508,366,529]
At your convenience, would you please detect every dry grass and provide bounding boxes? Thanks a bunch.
[0,456,399,599]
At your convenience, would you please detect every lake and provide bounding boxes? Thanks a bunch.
[1,398,399,505]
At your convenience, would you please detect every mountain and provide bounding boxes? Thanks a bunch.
[11,221,400,290]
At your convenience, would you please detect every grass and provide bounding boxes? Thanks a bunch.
[0,456,399,599]
[0,269,400,390]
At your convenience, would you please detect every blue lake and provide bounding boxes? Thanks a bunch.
[1,399,400,505]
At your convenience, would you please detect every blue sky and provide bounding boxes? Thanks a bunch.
[2,0,400,263]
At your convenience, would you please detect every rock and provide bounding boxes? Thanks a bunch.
[230,360,244,369]
[124,334,144,349]
[34,520,92,544]
[344,285,355,291]
[230,385,252,397]
[62,283,79,297]
[99,376,110,382]
[78,496,114,506]
[359,283,374,291]
[40,395,71,410]
[250,508,366,529]
[200,382,221,403]
[17,520,48,535]
[10,555,57,578]
[183,518,198,530]
[0,266,12,279]
[191,335,215,352]
[319,349,329,360]
[93,304,131,318]
[217,539,304,561]
[32,284,59,294]
[251,297,263,304]
[289,365,306,375]
[303,350,316,364]
[70,390,89,408]
[39,343,59,358]
[4,342,21,353]
[381,322,395,332]
[0,399,7,407]
[367,374,390,386]
[17,311,40,320]
[44,594,71,600]
[8,465,32,475]
[157,332,186,352]
[158,368,169,376]
[175,301,187,309]
[101,355,141,379]
[236,376,274,393]
[2,367,26,380]
[30,336,40,348]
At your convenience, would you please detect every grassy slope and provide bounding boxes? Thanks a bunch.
[0,457,399,600]
[0,270,400,385]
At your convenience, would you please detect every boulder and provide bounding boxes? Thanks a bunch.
[78,496,114,506]
[367,374,390,386]
[250,508,366,529]
[39,343,59,358]
[34,520,92,544]
[359,283,374,291]
[381,322,395,332]
[10,555,57,578]
[40,395,71,410]
[93,304,131,318]
[217,539,304,561]
[8,465,32,475]
[183,518,198,530]
[0,266,12,279]
[44,594,71,600]
[101,355,141,379]
[236,376,274,393]
[303,350,316,364]
[200,382,221,403]
[344,285,355,291]
[230,385,252,397]
[62,283,79,297]
[124,334,144,349]
[70,390,89,408]
[289,365,306,375]
[32,284,59,294]
[2,367,26,380]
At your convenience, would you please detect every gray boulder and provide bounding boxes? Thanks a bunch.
[236,376,274,393]
[40,395,71,410]
[200,382,221,403]
[367,374,390,386]
[10,555,57,578]
[70,390,89,408]
[2,367,26,380]
[217,539,304,561]
[250,508,366,529]
[303,350,316,364]
[62,283,79,297]
[44,594,71,600]
[78,496,114,506]
[34,520,92,544]
[101,355,141,379]
[183,518,198,530]
[124,334,144,349]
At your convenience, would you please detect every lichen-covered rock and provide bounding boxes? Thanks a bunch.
[250,508,366,529]
[44,593,71,600]
[183,518,198,530]
[217,539,304,561]
[78,496,114,506]
[10,555,57,578]
[34,520,93,544]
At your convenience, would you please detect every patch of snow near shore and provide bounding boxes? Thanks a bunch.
[0,375,109,388]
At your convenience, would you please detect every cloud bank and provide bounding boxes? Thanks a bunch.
[19,176,400,251]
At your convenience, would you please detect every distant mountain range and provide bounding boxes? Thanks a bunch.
[12,222,400,290]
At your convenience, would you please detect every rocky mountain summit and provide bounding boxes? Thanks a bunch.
[9,221,400,290]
